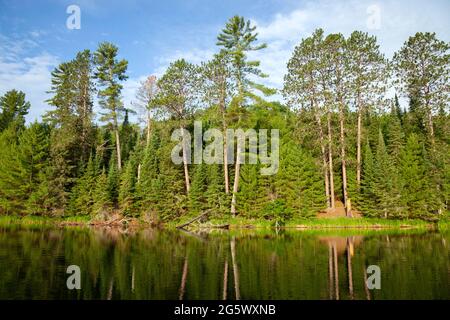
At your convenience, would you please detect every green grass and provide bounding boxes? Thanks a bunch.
[178,215,446,230]
[0,214,91,227]
[1,213,448,232]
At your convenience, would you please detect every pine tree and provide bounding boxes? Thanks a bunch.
[156,59,200,194]
[94,42,129,171]
[217,15,274,217]
[0,89,30,133]
[393,32,450,146]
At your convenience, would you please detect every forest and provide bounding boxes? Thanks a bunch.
[0,16,449,225]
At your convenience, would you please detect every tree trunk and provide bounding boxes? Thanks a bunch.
[328,243,334,300]
[230,149,240,217]
[222,259,228,300]
[333,243,339,300]
[137,163,141,183]
[327,112,336,209]
[230,237,240,300]
[146,111,151,149]
[114,126,122,171]
[181,125,190,193]
[223,116,230,194]
[179,256,188,300]
[356,108,362,187]
[427,110,435,147]
[339,103,350,217]
[346,238,354,299]
[315,112,330,208]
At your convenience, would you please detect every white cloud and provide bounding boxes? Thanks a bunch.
[249,0,450,94]
[2,0,448,121]
[153,47,215,76]
[0,35,59,122]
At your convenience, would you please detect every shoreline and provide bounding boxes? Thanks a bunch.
[0,215,448,231]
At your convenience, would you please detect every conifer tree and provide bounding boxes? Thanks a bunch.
[217,15,274,216]
[399,134,429,217]
[92,168,111,216]
[346,31,387,188]
[393,32,449,147]
[189,163,208,214]
[156,59,200,194]
[107,154,120,206]
[118,152,137,216]
[0,89,30,133]
[68,155,98,215]
[94,42,129,171]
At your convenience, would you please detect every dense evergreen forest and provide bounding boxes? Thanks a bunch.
[0,16,448,223]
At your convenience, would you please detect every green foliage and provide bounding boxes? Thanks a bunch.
[0,29,448,224]
[398,134,431,218]
[262,199,293,227]
[0,89,30,133]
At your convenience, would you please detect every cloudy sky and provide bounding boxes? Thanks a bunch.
[0,0,449,122]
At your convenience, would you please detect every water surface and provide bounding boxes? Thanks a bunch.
[0,226,448,299]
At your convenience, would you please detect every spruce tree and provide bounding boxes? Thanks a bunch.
[399,134,429,218]
[118,152,137,216]
[189,163,208,214]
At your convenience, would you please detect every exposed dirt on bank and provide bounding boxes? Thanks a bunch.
[317,200,363,218]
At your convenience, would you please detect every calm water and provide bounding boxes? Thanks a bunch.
[0,226,448,300]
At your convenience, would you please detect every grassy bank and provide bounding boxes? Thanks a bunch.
[1,214,448,231]
[0,215,90,227]
[171,215,449,231]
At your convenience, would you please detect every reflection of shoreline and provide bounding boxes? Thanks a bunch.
[319,236,363,255]
[320,236,362,300]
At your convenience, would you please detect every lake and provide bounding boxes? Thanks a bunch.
[0,226,448,300]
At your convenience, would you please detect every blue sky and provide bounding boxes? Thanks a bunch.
[0,0,449,122]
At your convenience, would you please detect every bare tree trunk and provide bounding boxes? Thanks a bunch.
[356,108,362,187]
[327,112,336,209]
[339,102,350,217]
[230,237,240,300]
[179,256,188,300]
[223,259,228,300]
[181,125,190,193]
[315,113,330,208]
[230,148,240,217]
[146,111,151,149]
[427,110,435,147]
[223,117,230,194]
[114,126,122,171]
[137,163,141,183]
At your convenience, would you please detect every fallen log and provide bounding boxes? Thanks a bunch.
[176,209,212,229]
